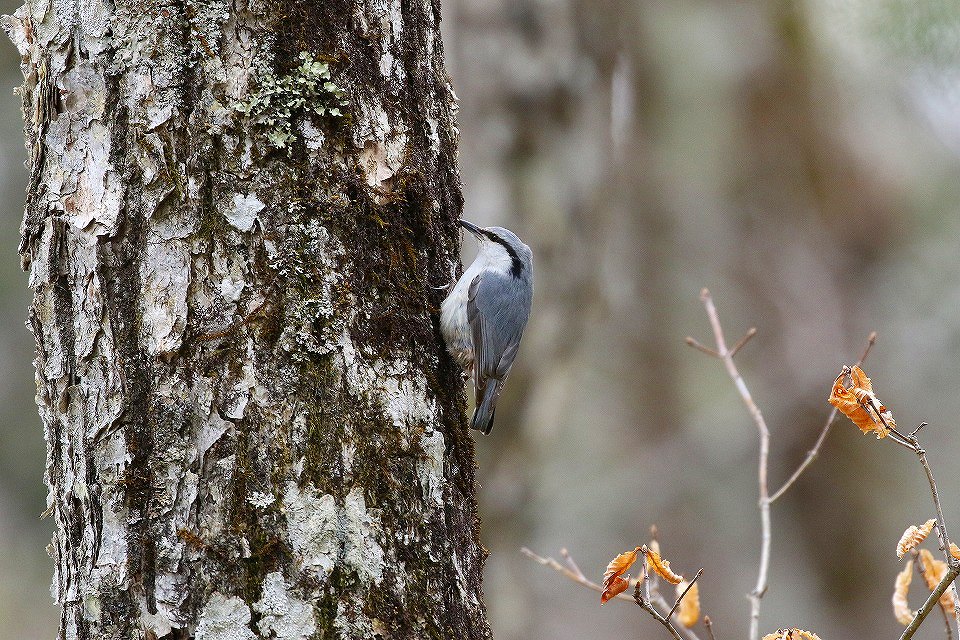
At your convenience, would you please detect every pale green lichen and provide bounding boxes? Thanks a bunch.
[237,51,348,149]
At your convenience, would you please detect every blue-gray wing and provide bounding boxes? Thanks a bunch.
[467,272,532,389]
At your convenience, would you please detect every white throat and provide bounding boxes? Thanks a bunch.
[477,241,515,276]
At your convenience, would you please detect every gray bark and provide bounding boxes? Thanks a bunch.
[2,0,491,638]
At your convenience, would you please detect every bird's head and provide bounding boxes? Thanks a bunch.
[458,219,532,278]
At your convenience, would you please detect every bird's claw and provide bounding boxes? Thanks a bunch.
[430,260,459,291]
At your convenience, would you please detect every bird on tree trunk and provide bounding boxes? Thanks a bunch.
[440,220,533,435]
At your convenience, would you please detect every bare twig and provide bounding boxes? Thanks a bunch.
[521,548,618,598]
[885,428,928,452]
[561,547,586,580]
[902,566,960,640]
[884,421,960,638]
[642,555,652,604]
[704,616,716,640]
[910,421,927,437]
[523,547,702,640]
[769,331,877,503]
[870,407,922,451]
[685,336,720,358]
[842,363,960,637]
[729,327,757,358]
[668,568,704,622]
[689,288,770,640]
[635,575,684,640]
[909,433,960,633]
[913,549,954,640]
[857,375,960,637]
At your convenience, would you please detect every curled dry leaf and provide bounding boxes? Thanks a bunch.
[642,545,683,585]
[893,559,916,626]
[601,576,630,604]
[828,365,895,438]
[918,549,956,612]
[951,542,960,561]
[675,580,700,628]
[897,519,937,559]
[601,547,640,605]
[761,628,822,640]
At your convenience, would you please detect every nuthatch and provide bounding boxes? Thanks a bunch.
[440,220,533,434]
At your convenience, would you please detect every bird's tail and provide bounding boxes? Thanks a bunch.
[471,380,502,435]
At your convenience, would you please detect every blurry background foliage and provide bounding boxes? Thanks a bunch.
[1,1,960,638]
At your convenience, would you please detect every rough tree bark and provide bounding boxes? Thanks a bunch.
[2,0,490,638]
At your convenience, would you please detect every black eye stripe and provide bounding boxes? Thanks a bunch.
[482,230,523,278]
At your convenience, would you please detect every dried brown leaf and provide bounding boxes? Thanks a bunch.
[951,542,960,561]
[600,575,630,605]
[893,559,916,626]
[828,365,895,438]
[675,580,700,628]
[897,519,937,559]
[761,628,822,640]
[601,547,640,605]
[918,548,956,612]
[642,545,683,585]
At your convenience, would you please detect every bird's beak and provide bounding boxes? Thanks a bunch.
[458,219,484,239]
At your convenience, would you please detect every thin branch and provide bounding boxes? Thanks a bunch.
[642,555,652,604]
[901,566,960,640]
[704,616,716,640]
[769,331,877,503]
[668,568,704,622]
[685,336,720,358]
[651,592,676,617]
[521,548,619,598]
[729,327,757,358]
[910,434,960,633]
[522,547,702,640]
[886,430,927,453]
[846,364,960,638]
[913,549,954,640]
[854,372,918,452]
[887,421,960,638]
[561,547,586,580]
[692,288,770,640]
[867,388,960,636]
[915,445,956,567]
[635,576,684,640]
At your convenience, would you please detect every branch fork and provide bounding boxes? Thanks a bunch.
[685,289,878,640]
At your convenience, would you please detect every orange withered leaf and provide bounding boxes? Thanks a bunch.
[828,365,895,438]
[601,576,630,604]
[642,545,683,585]
[951,542,960,561]
[675,580,700,628]
[918,549,956,612]
[893,559,916,625]
[601,547,640,605]
[897,519,937,559]
[761,629,822,640]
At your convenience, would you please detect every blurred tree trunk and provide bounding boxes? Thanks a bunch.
[3,1,490,638]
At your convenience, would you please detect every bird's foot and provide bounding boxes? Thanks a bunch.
[429,261,459,291]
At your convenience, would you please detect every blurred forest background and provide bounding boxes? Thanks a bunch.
[1,0,960,638]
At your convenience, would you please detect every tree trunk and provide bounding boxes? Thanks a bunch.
[2,0,490,638]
